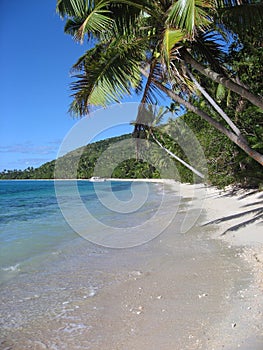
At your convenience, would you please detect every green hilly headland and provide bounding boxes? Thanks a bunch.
[1,115,262,189]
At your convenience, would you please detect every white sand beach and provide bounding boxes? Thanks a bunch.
[106,179,263,349]
[85,179,263,349]
[199,184,263,349]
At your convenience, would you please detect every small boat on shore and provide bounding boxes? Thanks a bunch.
[89,176,106,182]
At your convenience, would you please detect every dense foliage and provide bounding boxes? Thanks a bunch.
[55,0,263,169]
[1,111,262,187]
[181,25,263,189]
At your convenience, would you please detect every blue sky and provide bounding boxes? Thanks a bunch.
[0,0,137,171]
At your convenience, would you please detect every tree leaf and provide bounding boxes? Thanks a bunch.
[69,36,146,115]
[216,83,225,102]
[164,28,185,58]
[168,0,213,37]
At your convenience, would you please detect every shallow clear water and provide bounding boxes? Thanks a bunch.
[0,180,71,278]
[0,180,169,282]
[0,180,180,343]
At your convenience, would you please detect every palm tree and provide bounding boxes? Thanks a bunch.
[56,0,263,166]
[133,104,205,178]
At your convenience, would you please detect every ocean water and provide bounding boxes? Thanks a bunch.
[0,180,168,282]
[0,179,183,347]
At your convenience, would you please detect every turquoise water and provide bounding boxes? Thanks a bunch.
[0,181,70,272]
[0,180,164,282]
[0,179,179,344]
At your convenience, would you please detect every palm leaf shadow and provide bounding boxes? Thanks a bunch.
[221,213,263,236]
[241,200,263,208]
[202,207,263,236]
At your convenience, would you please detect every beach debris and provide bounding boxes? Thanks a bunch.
[231,322,237,328]
[156,295,162,299]
[137,287,143,294]
[129,305,144,315]
[129,270,143,280]
[130,270,142,276]
[88,287,97,297]
[198,293,208,299]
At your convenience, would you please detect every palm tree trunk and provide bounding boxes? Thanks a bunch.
[185,67,248,144]
[181,49,263,110]
[150,77,263,167]
[149,130,205,178]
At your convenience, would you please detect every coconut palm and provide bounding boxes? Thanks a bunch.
[56,0,263,166]
[56,0,263,107]
[134,104,205,178]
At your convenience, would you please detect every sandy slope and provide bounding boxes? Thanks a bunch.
[112,179,263,348]
[183,183,263,349]
[101,179,263,349]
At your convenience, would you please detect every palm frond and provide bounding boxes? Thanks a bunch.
[168,0,214,37]
[220,2,263,38]
[139,60,165,105]
[62,1,114,42]
[188,30,227,74]
[136,104,168,131]
[107,2,142,35]
[162,28,185,68]
[216,0,251,10]
[56,0,85,18]
[77,10,113,42]
[69,36,147,116]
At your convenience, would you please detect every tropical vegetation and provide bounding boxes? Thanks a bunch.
[56,0,263,171]
[0,135,160,180]
[4,1,260,187]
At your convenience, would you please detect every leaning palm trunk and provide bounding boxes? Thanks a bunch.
[149,130,205,179]
[185,67,248,144]
[181,49,263,111]
[149,77,263,167]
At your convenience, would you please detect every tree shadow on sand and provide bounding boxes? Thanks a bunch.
[202,206,263,236]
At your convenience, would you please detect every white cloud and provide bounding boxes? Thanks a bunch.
[0,140,61,155]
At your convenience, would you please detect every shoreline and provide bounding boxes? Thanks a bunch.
[1,179,262,349]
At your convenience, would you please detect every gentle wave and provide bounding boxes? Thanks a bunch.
[1,263,20,272]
